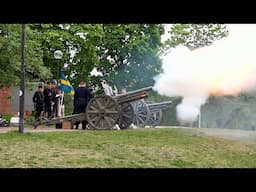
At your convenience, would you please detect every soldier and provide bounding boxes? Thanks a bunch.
[50,80,58,118]
[55,89,64,129]
[43,81,52,118]
[73,81,94,129]
[57,90,65,118]
[88,86,95,103]
[32,85,44,121]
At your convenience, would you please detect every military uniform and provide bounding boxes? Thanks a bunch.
[73,85,94,129]
[33,88,44,120]
[43,87,53,118]
[51,87,58,118]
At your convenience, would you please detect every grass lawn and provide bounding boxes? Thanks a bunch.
[0,128,256,168]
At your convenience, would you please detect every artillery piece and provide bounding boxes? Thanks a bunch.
[132,100,173,128]
[101,82,173,129]
[147,101,173,128]
[33,86,152,130]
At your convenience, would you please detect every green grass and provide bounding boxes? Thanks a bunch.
[0,128,256,168]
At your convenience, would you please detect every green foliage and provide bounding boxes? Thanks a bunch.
[0,24,228,90]
[30,24,164,92]
[0,24,21,87]
[24,115,35,124]
[1,23,164,96]
[2,114,13,122]
[0,24,51,88]
[98,24,164,91]
[25,24,51,82]
[32,24,104,88]
[162,24,228,53]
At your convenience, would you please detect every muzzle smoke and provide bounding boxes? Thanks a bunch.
[154,24,256,124]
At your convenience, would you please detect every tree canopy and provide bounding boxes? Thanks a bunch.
[0,23,228,93]
[98,24,164,91]
[31,24,104,87]
[0,24,50,88]
[162,24,228,53]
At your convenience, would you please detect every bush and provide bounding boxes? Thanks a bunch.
[24,115,35,123]
[3,114,13,122]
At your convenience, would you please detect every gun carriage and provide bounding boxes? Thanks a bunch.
[134,101,173,128]
[33,86,152,130]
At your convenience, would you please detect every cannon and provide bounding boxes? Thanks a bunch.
[132,100,173,128]
[86,86,152,130]
[147,101,173,128]
[33,86,152,130]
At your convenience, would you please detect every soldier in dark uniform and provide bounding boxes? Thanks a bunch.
[43,81,53,118]
[32,85,44,121]
[73,81,94,129]
[88,86,95,103]
[50,80,58,118]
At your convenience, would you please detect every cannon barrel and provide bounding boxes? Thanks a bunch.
[114,86,152,104]
[148,101,173,111]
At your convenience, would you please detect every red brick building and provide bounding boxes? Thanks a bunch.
[0,87,12,114]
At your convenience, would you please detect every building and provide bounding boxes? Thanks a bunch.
[0,82,42,115]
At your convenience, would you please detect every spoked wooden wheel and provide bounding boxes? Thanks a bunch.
[118,102,134,129]
[149,110,163,128]
[86,95,120,130]
[132,100,150,128]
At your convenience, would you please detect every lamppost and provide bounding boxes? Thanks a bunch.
[19,24,25,133]
[54,50,63,80]
[54,50,63,125]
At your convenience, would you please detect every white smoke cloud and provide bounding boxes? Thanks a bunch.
[154,24,256,124]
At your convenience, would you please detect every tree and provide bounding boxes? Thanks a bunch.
[97,24,164,91]
[1,24,164,92]
[0,24,50,88]
[0,24,20,87]
[162,24,228,53]
[32,24,104,88]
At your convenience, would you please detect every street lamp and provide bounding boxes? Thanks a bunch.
[54,50,63,80]
[19,24,25,133]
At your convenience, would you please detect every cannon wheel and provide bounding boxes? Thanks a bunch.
[132,100,150,128]
[118,102,134,129]
[149,110,163,128]
[86,95,120,130]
